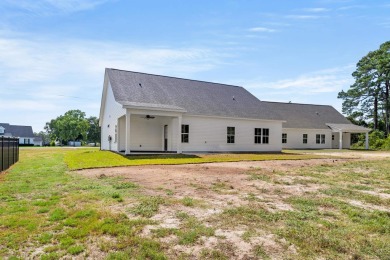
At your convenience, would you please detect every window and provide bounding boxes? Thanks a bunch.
[114,125,117,143]
[181,124,189,143]
[24,139,30,144]
[0,126,4,135]
[316,134,326,144]
[262,128,269,144]
[254,128,261,144]
[282,133,287,144]
[303,134,308,144]
[227,127,235,144]
[255,128,269,144]
[332,135,334,141]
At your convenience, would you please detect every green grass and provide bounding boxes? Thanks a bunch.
[0,148,166,258]
[64,148,327,170]
[2,147,390,259]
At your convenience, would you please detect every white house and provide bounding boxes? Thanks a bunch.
[99,69,284,154]
[261,102,370,149]
[0,123,35,145]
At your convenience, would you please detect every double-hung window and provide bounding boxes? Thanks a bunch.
[282,133,287,144]
[316,134,325,144]
[255,128,270,144]
[303,134,308,144]
[227,127,235,144]
[181,125,189,143]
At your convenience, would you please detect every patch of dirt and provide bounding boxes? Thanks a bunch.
[76,158,357,258]
[346,199,390,212]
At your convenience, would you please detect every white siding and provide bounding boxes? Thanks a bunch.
[181,116,282,152]
[282,128,332,149]
[331,132,351,149]
[100,81,126,151]
[19,137,34,145]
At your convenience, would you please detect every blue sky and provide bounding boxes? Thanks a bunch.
[0,0,389,132]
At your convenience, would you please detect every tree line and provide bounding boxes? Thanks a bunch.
[338,41,390,136]
[42,109,100,146]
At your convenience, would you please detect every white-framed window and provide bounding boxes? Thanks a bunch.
[24,138,30,144]
[227,127,235,144]
[255,128,269,144]
[303,134,308,144]
[282,133,287,144]
[0,126,4,134]
[332,135,335,141]
[114,125,117,143]
[181,125,189,143]
[316,134,325,144]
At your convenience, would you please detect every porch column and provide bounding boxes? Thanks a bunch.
[339,131,343,150]
[125,110,131,155]
[365,132,369,150]
[177,115,182,153]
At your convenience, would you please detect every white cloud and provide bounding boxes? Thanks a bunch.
[244,65,355,94]
[302,8,330,12]
[286,15,323,19]
[2,0,109,14]
[248,27,276,33]
[0,33,223,131]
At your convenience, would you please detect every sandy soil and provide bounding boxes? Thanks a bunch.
[76,152,390,258]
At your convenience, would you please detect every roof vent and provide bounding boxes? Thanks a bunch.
[139,83,142,87]
[232,96,235,101]
[316,112,320,115]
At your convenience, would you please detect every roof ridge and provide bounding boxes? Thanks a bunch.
[261,101,333,107]
[106,68,242,88]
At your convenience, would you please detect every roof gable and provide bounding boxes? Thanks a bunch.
[105,69,283,121]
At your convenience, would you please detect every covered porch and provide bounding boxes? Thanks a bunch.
[117,104,186,155]
[326,123,371,150]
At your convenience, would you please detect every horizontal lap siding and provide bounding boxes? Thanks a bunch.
[101,82,126,151]
[181,116,282,152]
[282,128,332,149]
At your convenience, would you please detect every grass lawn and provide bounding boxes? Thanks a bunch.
[0,147,389,259]
[64,148,327,170]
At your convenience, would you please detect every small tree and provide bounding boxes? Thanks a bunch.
[87,116,101,146]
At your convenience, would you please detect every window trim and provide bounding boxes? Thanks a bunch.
[181,124,189,143]
[316,134,326,144]
[282,133,287,144]
[227,126,235,144]
[303,134,308,144]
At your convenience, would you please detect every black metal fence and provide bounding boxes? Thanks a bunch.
[0,137,19,172]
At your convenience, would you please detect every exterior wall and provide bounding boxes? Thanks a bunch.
[180,115,282,152]
[281,128,332,149]
[34,140,43,146]
[128,116,174,151]
[100,81,126,151]
[18,137,34,145]
[331,132,351,149]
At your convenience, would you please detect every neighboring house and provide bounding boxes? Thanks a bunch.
[99,69,285,154]
[0,123,35,145]
[34,136,43,146]
[261,102,370,149]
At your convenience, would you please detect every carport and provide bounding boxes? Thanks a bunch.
[326,123,371,150]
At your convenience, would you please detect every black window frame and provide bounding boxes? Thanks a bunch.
[254,128,262,144]
[282,133,287,144]
[181,124,189,143]
[303,134,308,144]
[316,134,325,144]
[227,127,235,144]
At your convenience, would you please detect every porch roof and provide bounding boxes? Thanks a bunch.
[326,123,370,133]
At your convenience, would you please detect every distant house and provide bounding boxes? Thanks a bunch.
[261,102,370,149]
[33,136,43,146]
[99,69,284,154]
[0,123,35,146]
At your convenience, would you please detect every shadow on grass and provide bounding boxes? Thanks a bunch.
[120,153,201,160]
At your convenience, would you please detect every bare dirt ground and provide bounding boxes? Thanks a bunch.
[76,152,390,259]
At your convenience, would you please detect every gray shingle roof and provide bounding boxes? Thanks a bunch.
[326,123,370,132]
[260,102,353,129]
[106,69,284,121]
[0,123,34,137]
